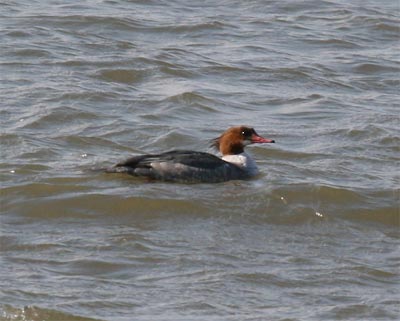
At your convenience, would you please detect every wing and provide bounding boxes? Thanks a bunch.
[116,150,226,169]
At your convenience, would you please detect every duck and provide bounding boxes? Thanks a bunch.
[106,126,275,183]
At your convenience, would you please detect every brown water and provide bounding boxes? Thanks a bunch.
[1,1,399,320]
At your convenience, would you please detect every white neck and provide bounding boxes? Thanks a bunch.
[222,152,259,175]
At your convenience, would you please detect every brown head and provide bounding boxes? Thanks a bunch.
[213,126,275,156]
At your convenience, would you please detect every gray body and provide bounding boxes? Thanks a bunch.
[107,150,250,183]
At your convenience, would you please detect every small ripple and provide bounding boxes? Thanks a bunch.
[18,148,59,161]
[96,68,148,84]
[0,240,60,253]
[326,303,397,320]
[352,63,400,74]
[18,106,99,132]
[1,182,91,203]
[164,91,213,106]
[374,22,400,33]
[162,20,231,33]
[12,48,51,58]
[0,305,103,321]
[60,135,134,152]
[304,37,361,49]
[29,15,144,31]
[63,259,131,276]
[46,91,121,103]
[262,148,325,161]
[159,64,197,77]
[2,192,210,220]
[274,66,313,80]
[266,184,399,227]
[4,30,31,37]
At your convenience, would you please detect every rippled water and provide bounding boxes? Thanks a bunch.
[1,1,399,320]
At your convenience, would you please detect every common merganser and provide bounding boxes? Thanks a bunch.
[107,126,275,183]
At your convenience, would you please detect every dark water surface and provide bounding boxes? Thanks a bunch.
[1,1,399,320]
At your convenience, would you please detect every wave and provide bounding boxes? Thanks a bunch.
[0,304,104,321]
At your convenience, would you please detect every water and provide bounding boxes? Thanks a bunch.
[1,1,399,320]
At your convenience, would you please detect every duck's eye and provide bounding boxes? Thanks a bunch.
[241,129,252,137]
